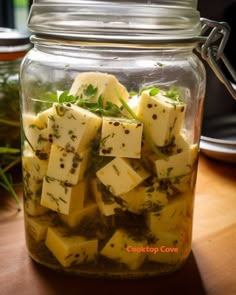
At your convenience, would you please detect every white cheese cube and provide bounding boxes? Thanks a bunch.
[45,226,98,267]
[23,113,50,154]
[22,148,48,180]
[46,144,89,185]
[121,183,168,214]
[155,144,198,179]
[146,195,187,234]
[40,177,85,214]
[148,231,184,264]
[24,199,49,216]
[59,203,98,228]
[96,157,150,196]
[120,95,140,118]
[99,117,143,158]
[48,103,102,152]
[25,213,56,242]
[137,90,186,146]
[37,107,54,127]
[23,170,42,201]
[100,229,147,270]
[91,179,121,216]
[69,72,129,108]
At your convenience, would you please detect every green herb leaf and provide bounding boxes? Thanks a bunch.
[58,90,76,103]
[83,84,98,99]
[164,89,182,102]
[149,87,160,96]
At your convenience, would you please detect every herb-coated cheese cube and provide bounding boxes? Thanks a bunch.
[100,229,147,270]
[91,179,122,216]
[137,90,186,146]
[24,198,49,216]
[40,177,85,214]
[59,203,98,228]
[148,231,184,264]
[99,117,143,158]
[155,144,198,179]
[37,107,54,127]
[46,144,89,185]
[22,148,48,180]
[121,183,168,214]
[48,103,102,152]
[25,213,56,242]
[23,174,42,201]
[69,72,129,108]
[45,227,98,267]
[146,195,187,234]
[96,157,150,196]
[23,113,50,154]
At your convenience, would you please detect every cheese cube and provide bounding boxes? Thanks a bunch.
[137,90,186,146]
[96,157,150,196]
[25,213,56,242]
[148,231,184,264]
[45,226,98,267]
[121,183,168,214]
[155,144,198,179]
[48,103,102,152]
[99,117,143,158]
[46,144,89,185]
[37,107,54,127]
[69,72,129,108]
[23,113,50,154]
[100,229,147,270]
[24,199,49,216]
[22,148,48,180]
[59,203,98,228]
[91,179,121,216]
[146,195,187,234]
[40,177,85,214]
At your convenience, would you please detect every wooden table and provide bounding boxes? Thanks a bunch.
[0,154,235,295]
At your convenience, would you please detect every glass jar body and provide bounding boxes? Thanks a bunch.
[0,58,22,147]
[20,40,205,278]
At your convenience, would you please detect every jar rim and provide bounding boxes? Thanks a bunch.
[28,0,202,42]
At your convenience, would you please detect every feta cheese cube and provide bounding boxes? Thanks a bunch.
[22,148,48,180]
[148,231,184,264]
[100,229,147,270]
[155,144,198,179]
[146,195,187,234]
[24,198,49,216]
[69,72,129,108]
[23,113,50,154]
[121,183,168,214]
[46,144,89,185]
[45,226,98,267]
[59,203,98,228]
[25,213,56,242]
[91,179,122,216]
[48,103,102,152]
[99,117,143,158]
[137,90,186,146]
[40,177,85,215]
[96,157,150,196]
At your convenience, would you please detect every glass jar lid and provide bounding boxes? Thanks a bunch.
[0,28,30,59]
[28,0,202,43]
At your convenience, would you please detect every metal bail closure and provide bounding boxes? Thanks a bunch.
[196,18,236,100]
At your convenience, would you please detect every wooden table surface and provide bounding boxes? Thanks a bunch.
[0,154,235,295]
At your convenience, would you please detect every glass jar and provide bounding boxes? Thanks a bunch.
[0,28,29,148]
[20,0,206,278]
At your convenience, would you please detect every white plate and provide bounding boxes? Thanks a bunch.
[200,114,236,163]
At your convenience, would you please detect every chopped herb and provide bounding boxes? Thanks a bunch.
[112,164,120,176]
[149,87,160,96]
